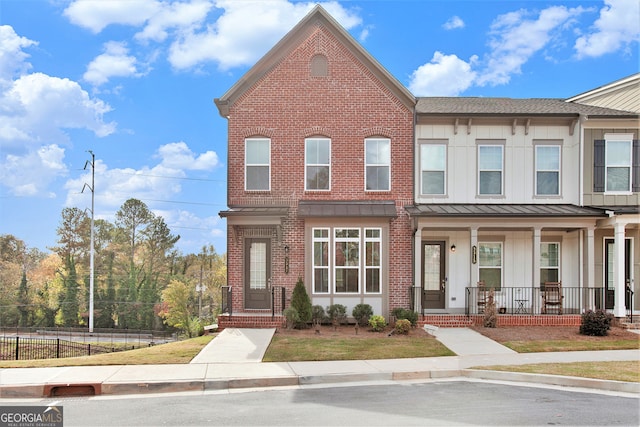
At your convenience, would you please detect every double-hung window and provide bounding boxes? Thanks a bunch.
[312,229,329,293]
[245,138,270,191]
[305,138,331,190]
[540,242,560,284]
[365,138,390,191]
[420,142,446,195]
[605,136,632,193]
[335,229,359,293]
[311,227,382,295]
[364,229,381,293]
[535,144,560,196]
[478,144,503,195]
[478,242,502,290]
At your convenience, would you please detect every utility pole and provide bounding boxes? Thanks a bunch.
[82,151,96,333]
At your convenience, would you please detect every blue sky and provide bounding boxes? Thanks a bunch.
[1,0,638,256]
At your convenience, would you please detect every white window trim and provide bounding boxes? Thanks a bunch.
[365,138,391,192]
[477,144,504,196]
[604,133,633,195]
[540,241,561,284]
[311,226,384,295]
[420,142,447,196]
[305,137,331,191]
[478,241,503,290]
[245,138,271,191]
[534,144,561,197]
[364,228,382,294]
[312,228,330,294]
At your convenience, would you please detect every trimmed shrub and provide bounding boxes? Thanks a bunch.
[352,303,374,327]
[311,305,326,325]
[326,304,347,326]
[369,315,387,332]
[290,277,312,328]
[391,307,418,326]
[283,307,299,330]
[580,309,614,336]
[394,319,411,335]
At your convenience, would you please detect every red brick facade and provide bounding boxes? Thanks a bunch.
[217,10,415,325]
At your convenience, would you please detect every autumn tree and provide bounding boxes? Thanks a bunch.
[160,278,200,337]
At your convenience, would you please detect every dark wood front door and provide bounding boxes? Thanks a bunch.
[244,238,271,310]
[422,241,446,310]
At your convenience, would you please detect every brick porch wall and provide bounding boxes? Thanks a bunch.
[419,315,582,328]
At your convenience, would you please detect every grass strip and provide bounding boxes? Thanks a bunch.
[0,335,214,368]
[263,335,454,362]
[474,361,640,383]
[502,339,640,353]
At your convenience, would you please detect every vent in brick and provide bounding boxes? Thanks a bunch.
[310,54,328,77]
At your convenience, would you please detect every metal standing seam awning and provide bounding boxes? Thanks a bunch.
[297,200,398,218]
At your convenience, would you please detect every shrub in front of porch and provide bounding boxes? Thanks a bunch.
[369,315,387,332]
[392,307,418,327]
[580,309,614,336]
[352,303,373,327]
[291,277,312,328]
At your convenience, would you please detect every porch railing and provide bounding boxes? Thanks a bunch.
[465,286,617,316]
[220,286,286,318]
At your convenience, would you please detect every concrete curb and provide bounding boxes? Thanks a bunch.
[2,369,637,398]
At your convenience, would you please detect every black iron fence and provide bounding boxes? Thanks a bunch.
[464,286,631,316]
[221,286,287,318]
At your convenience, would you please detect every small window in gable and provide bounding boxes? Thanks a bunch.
[310,54,328,77]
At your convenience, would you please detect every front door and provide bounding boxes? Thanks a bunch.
[245,238,271,309]
[422,241,446,310]
[604,238,631,310]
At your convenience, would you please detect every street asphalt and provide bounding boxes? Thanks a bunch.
[0,327,638,399]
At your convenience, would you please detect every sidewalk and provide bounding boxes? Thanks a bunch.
[0,328,638,398]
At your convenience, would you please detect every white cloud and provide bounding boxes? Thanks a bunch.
[64,1,362,72]
[167,0,361,70]
[0,25,37,83]
[157,141,219,170]
[575,0,640,58]
[135,0,214,43]
[84,41,145,86]
[63,0,160,33]
[65,142,220,209]
[0,27,117,198]
[443,16,465,30]
[476,6,586,86]
[408,52,477,96]
[0,144,67,196]
[1,73,116,146]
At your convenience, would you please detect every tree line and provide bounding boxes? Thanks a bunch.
[0,198,226,337]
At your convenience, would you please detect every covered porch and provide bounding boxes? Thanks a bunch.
[406,204,612,323]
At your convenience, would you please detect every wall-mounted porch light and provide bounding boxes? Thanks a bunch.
[450,244,456,253]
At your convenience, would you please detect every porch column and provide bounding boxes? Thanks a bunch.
[584,227,595,290]
[532,227,541,288]
[470,227,478,286]
[613,222,626,318]
[414,227,423,312]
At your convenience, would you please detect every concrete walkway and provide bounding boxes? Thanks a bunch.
[1,327,638,398]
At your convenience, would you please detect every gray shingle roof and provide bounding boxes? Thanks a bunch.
[416,97,638,117]
[405,204,607,217]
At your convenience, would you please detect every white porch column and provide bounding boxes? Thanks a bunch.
[470,227,479,286]
[414,227,423,312]
[584,227,595,290]
[613,222,626,318]
[532,227,541,288]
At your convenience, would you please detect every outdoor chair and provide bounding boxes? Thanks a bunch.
[477,281,488,314]
[542,281,563,315]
